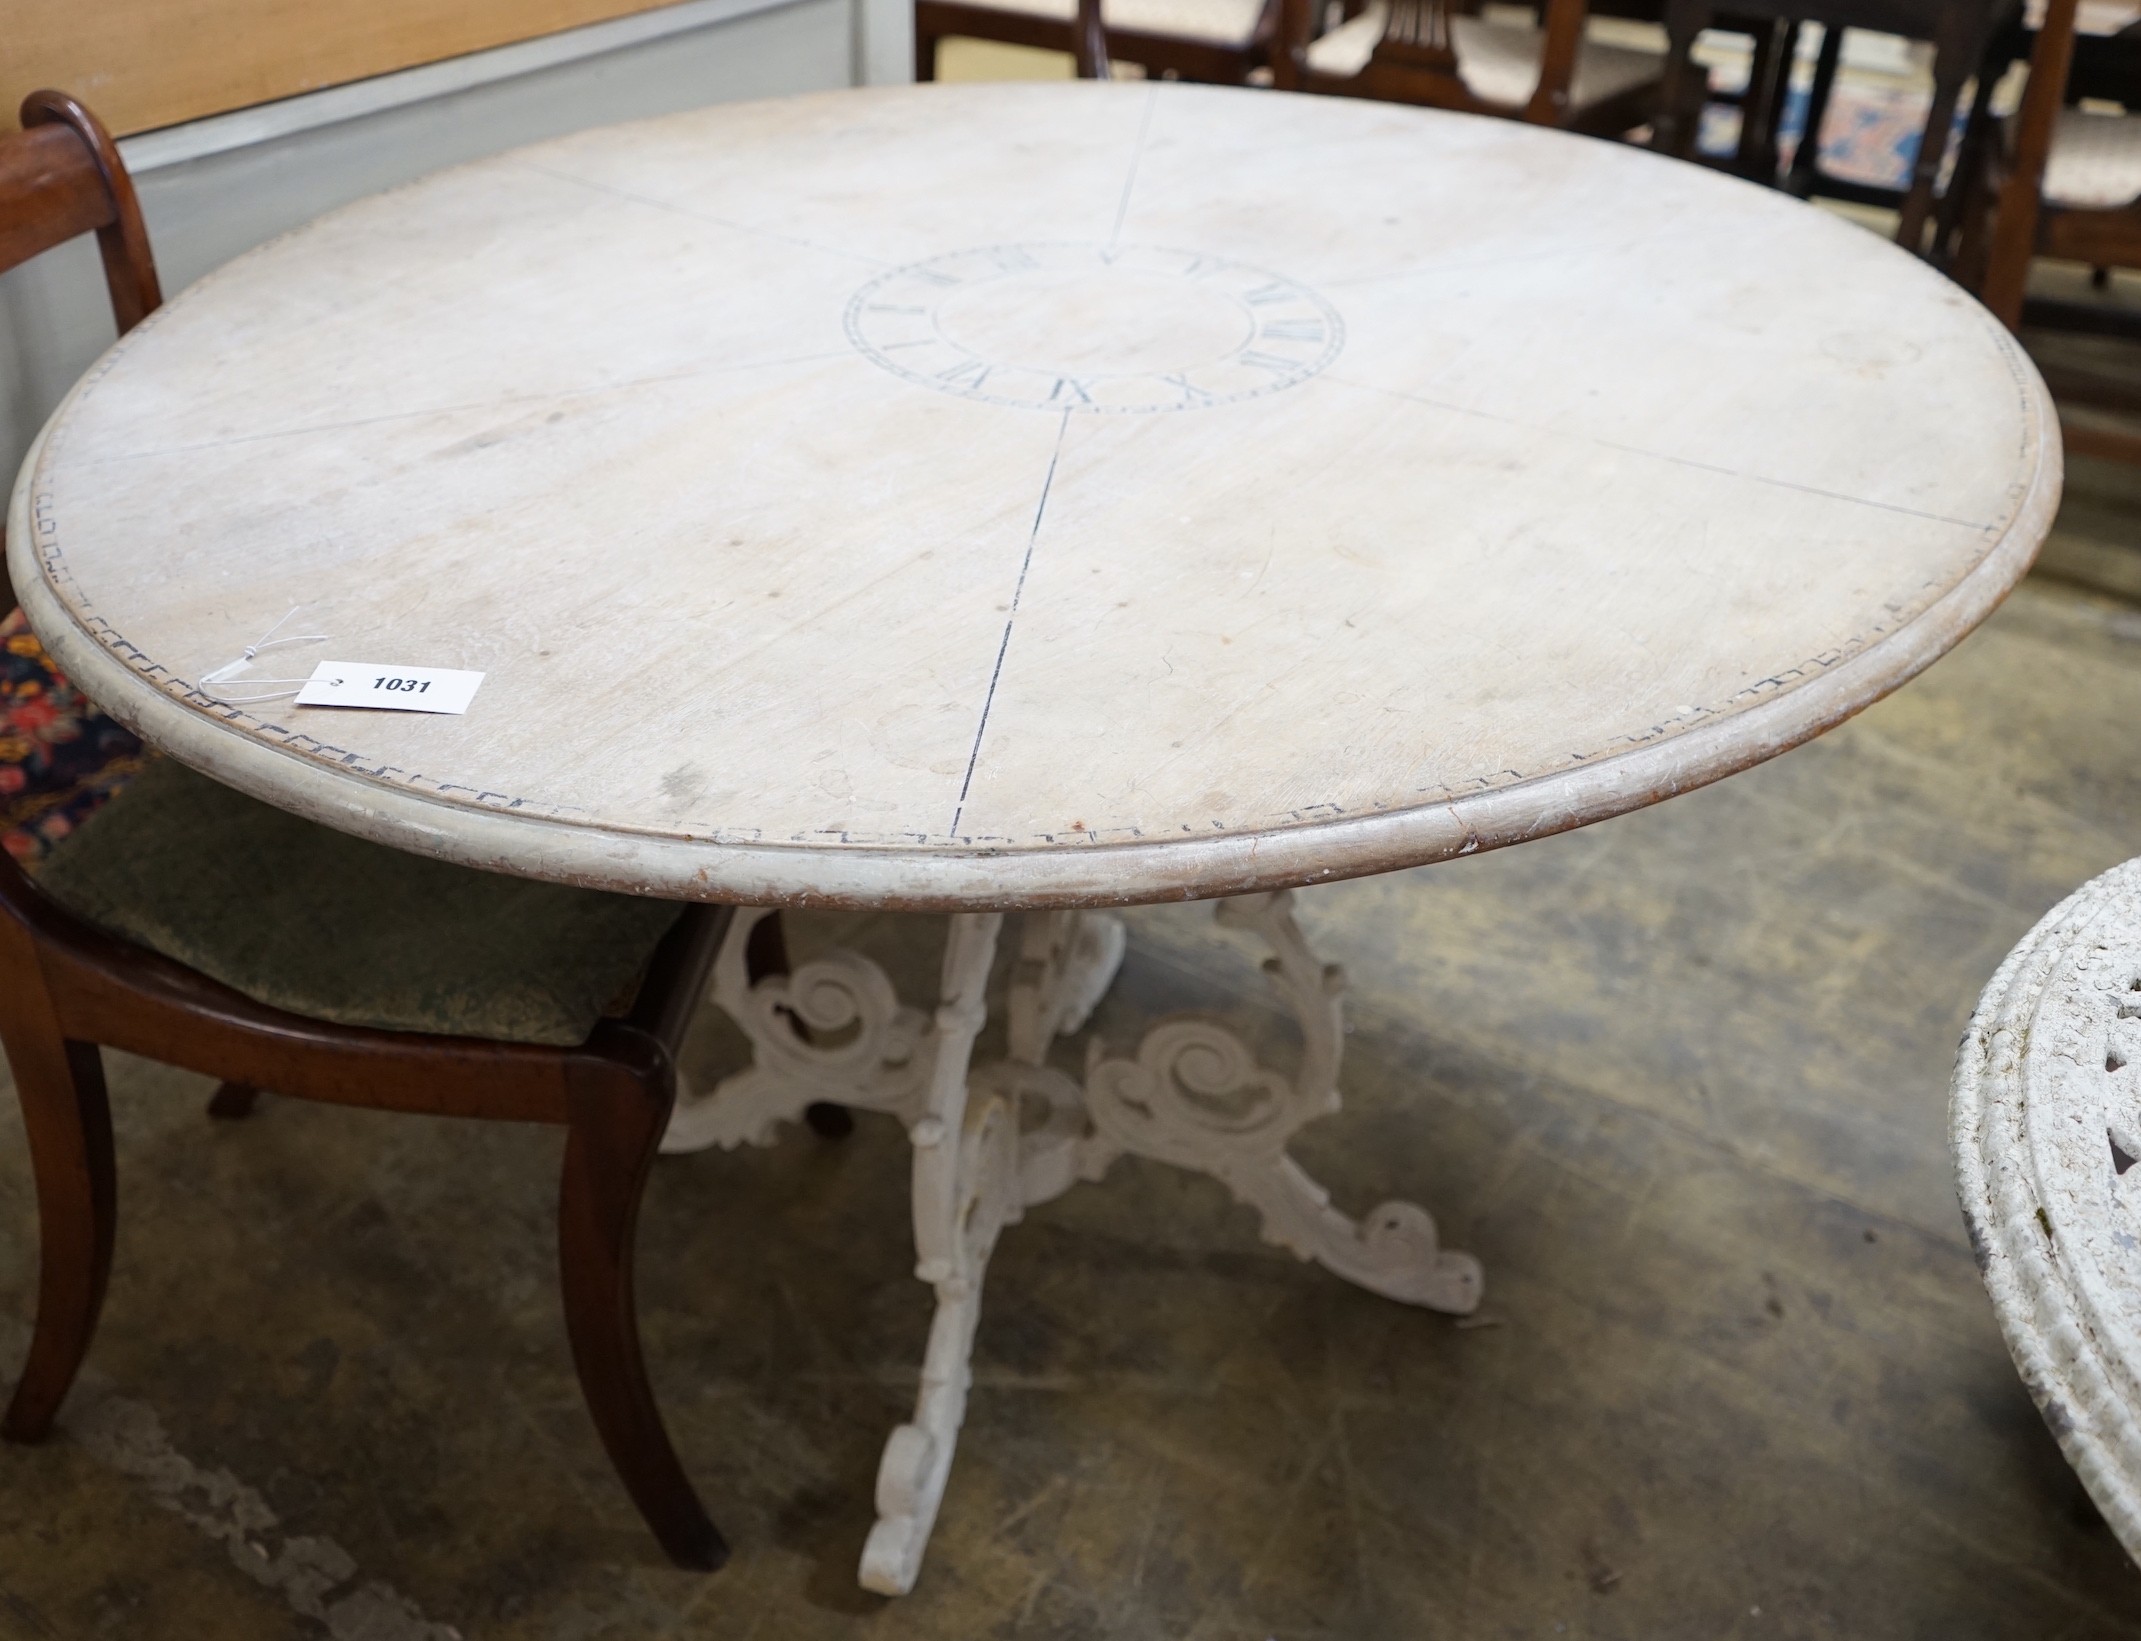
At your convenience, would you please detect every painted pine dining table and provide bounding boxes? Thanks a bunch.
[8,79,2058,1594]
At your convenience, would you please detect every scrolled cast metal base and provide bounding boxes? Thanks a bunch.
[664,891,1481,1594]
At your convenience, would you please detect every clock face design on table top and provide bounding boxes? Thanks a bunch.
[844,242,1344,413]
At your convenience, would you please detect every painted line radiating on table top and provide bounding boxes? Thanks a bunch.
[1108,83,1161,251]
[1013,360,2016,823]
[512,158,895,270]
[951,408,1073,839]
[1316,205,1717,292]
[64,349,863,468]
[1321,374,2003,533]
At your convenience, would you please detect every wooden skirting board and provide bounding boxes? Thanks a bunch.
[7,0,687,138]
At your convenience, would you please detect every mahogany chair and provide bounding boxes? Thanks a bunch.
[0,93,736,1569]
[1558,0,1806,175]
[1649,0,2014,252]
[1272,0,1666,135]
[0,92,158,860]
[918,0,1258,82]
[1961,0,2141,457]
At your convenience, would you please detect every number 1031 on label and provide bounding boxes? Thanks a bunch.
[295,661,485,714]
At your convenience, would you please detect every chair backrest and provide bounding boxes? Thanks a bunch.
[1274,0,1594,123]
[1979,0,2083,326]
[1,93,160,611]
[1275,0,1470,99]
[0,91,161,337]
[1073,0,1111,77]
[1369,0,1473,98]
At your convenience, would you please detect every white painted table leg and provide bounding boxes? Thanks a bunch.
[1007,909,1127,1063]
[661,907,932,1152]
[664,891,1478,1595]
[993,909,1129,1209]
[1080,892,1482,1314]
[857,913,1006,1596]
[660,909,1015,1592]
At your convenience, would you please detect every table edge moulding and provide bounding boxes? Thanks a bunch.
[6,428,2060,912]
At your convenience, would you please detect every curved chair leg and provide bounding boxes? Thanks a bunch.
[206,1081,259,1120]
[1,1027,115,1443]
[559,1060,726,1570]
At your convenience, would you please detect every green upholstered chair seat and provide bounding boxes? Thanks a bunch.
[30,759,683,1047]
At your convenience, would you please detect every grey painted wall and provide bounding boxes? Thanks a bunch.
[2,0,867,492]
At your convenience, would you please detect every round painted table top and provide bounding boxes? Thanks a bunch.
[10,82,2057,910]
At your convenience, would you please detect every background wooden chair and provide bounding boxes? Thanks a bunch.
[1273,0,1667,134]
[1556,0,1817,179]
[0,91,736,1570]
[1962,0,2141,456]
[0,91,157,864]
[917,0,1260,82]
[1648,0,2015,250]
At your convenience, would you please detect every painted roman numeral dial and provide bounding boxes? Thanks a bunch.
[845,242,1342,413]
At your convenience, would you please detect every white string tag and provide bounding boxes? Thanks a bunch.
[197,607,330,703]
[295,662,485,715]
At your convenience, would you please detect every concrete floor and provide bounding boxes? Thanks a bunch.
[5,469,2141,1637]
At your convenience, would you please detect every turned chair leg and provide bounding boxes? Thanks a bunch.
[1652,0,1711,161]
[1,1029,116,1442]
[559,1058,726,1570]
[206,1081,260,1119]
[745,911,852,1142]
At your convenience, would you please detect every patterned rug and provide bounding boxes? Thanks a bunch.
[0,605,145,866]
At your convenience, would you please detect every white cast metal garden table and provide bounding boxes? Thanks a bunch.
[8,80,2058,1594]
[1955,857,2141,1565]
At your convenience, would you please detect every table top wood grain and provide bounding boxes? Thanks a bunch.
[8,81,2059,909]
